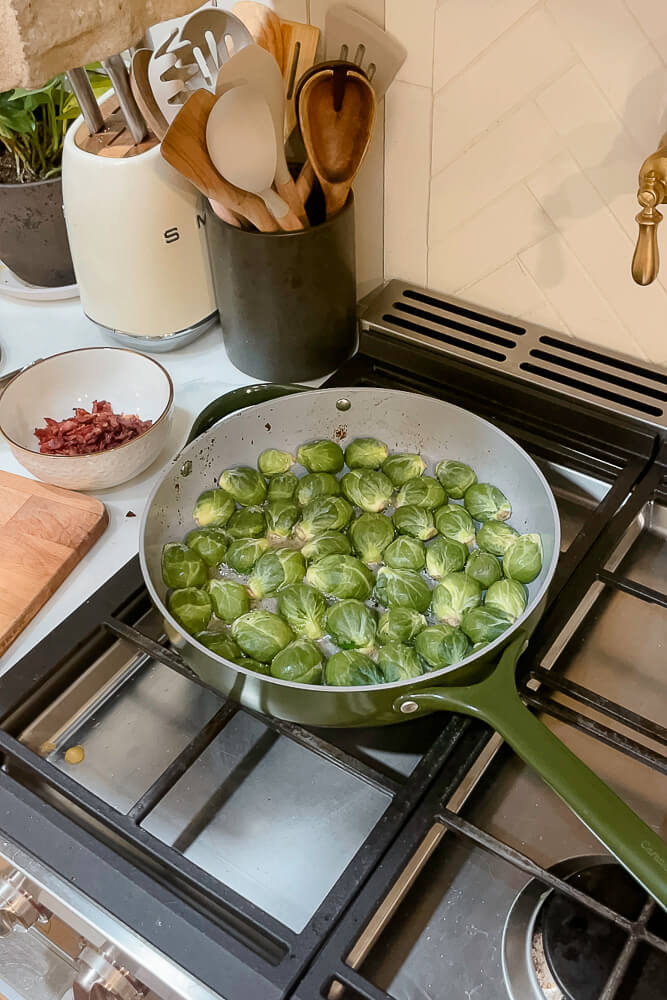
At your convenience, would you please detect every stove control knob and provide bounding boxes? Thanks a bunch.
[74,946,146,1000]
[0,870,41,935]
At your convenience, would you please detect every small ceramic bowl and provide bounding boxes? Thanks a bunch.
[0,347,174,490]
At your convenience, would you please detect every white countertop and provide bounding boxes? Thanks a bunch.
[0,294,323,673]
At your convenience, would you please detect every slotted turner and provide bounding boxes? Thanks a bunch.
[324,4,406,99]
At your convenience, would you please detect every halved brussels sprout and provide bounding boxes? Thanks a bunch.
[392,505,437,540]
[305,555,375,600]
[225,537,269,573]
[268,472,298,501]
[265,499,299,538]
[341,469,394,513]
[460,606,513,644]
[503,533,543,583]
[344,437,389,470]
[325,600,377,652]
[383,535,425,571]
[168,587,212,634]
[465,550,502,589]
[277,583,327,638]
[464,483,511,522]
[219,466,267,506]
[378,643,424,682]
[258,448,295,477]
[205,579,250,623]
[425,536,468,579]
[161,543,208,589]
[434,504,476,544]
[231,610,294,661]
[382,453,426,487]
[226,506,266,540]
[186,528,228,567]
[476,520,519,556]
[297,439,344,473]
[270,638,323,684]
[195,629,242,660]
[485,579,527,621]
[431,572,482,626]
[374,567,431,613]
[325,650,384,686]
[415,624,471,669]
[193,488,235,528]
[295,472,341,507]
[377,608,427,645]
[396,476,446,510]
[237,656,272,675]
[349,512,395,563]
[435,460,477,499]
[300,531,352,563]
[247,549,305,599]
[295,496,353,541]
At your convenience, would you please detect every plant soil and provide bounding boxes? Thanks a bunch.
[0,150,39,184]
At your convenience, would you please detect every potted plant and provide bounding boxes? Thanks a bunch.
[0,67,107,287]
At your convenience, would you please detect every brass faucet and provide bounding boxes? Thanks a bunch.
[632,131,667,285]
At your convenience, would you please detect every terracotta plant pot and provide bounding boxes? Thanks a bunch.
[0,175,75,287]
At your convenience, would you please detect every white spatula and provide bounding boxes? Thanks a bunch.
[324,4,407,99]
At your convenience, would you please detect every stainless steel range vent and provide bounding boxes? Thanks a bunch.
[360,280,667,432]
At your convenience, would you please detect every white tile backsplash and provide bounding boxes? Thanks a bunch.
[385,0,436,88]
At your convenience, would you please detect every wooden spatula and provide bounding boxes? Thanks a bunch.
[233,1,284,70]
[281,19,320,141]
[130,48,168,140]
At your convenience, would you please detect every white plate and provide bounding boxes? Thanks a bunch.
[0,260,79,301]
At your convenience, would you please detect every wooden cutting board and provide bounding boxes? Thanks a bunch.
[0,471,108,655]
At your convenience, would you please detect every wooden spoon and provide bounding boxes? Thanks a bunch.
[298,65,376,218]
[232,1,284,70]
[161,89,279,232]
[130,48,168,140]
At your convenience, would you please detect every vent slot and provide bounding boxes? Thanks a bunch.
[539,335,667,387]
[529,349,667,403]
[382,314,507,362]
[393,302,518,349]
[519,362,663,417]
[403,288,526,335]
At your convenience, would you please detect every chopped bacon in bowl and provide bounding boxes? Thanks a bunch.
[35,400,153,456]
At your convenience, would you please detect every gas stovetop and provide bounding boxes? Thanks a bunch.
[0,281,665,1000]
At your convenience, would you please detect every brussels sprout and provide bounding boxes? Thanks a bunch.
[226,506,266,540]
[225,537,269,573]
[265,499,299,538]
[396,476,446,510]
[192,488,235,528]
[267,472,298,501]
[460,606,513,644]
[219,466,267,506]
[305,555,375,600]
[325,600,377,652]
[464,483,511,522]
[161,543,207,589]
[425,536,468,579]
[247,549,305,598]
[270,638,323,684]
[434,504,476,544]
[341,469,394,513]
[415,624,471,670]
[205,579,250,623]
[465,550,502,589]
[431,573,482,626]
[231,610,294,661]
[374,567,431,613]
[325,650,385,686]
[349,512,394,563]
[297,439,344,473]
[237,656,272,675]
[295,496,353,541]
[344,437,389,470]
[300,531,352,563]
[258,448,295,477]
[392,505,437,540]
[277,584,327,638]
[383,536,425,571]
[435,460,477,499]
[168,587,212,634]
[503,533,543,584]
[295,472,341,507]
[476,521,519,556]
[195,629,242,660]
[382,453,426,487]
[378,643,424,682]
[377,608,427,645]
[186,528,228,567]
[485,579,527,621]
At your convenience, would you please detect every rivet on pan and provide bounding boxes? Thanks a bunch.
[180,460,192,477]
[336,398,351,411]
[400,700,419,714]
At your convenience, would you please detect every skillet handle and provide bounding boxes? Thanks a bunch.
[394,635,667,910]
[186,383,310,445]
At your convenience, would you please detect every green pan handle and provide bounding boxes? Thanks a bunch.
[394,635,667,910]
[186,383,310,445]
